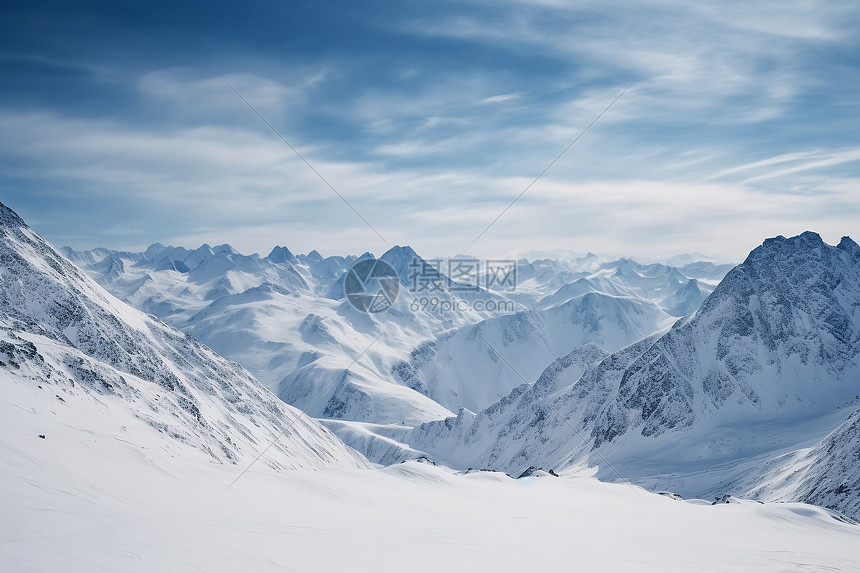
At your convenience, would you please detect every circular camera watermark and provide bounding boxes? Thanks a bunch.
[344,258,400,313]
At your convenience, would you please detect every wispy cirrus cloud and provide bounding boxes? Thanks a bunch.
[3,99,856,262]
[0,0,858,262]
[710,149,860,185]
[481,94,521,104]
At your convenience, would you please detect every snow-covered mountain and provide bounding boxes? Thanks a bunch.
[63,232,734,465]
[65,239,723,423]
[63,242,497,427]
[590,232,860,454]
[404,232,860,517]
[392,292,673,413]
[504,255,727,316]
[0,202,367,471]
[403,333,662,471]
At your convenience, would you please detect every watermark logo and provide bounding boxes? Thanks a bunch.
[344,258,400,313]
[409,297,515,314]
[345,256,517,314]
[406,257,517,315]
[407,258,517,293]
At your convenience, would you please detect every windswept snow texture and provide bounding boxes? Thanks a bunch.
[0,202,367,470]
[789,408,860,517]
[407,233,860,518]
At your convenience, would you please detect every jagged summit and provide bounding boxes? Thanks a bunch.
[382,244,419,259]
[212,243,238,255]
[405,232,860,520]
[749,230,825,258]
[267,245,297,264]
[143,242,168,259]
[0,201,26,228]
[381,244,420,262]
[660,278,704,317]
[596,232,860,443]
[381,245,433,284]
[305,249,323,262]
[838,235,860,255]
[0,202,367,470]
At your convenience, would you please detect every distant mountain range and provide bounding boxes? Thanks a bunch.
[62,237,729,433]
[42,206,860,519]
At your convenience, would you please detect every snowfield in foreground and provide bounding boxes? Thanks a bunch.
[3,384,860,573]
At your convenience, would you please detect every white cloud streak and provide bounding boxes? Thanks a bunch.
[3,0,859,260]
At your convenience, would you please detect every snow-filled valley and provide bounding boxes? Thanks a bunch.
[3,200,860,571]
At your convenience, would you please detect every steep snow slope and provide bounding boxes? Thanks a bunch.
[0,202,366,470]
[589,232,860,454]
[406,233,860,516]
[783,407,860,517]
[392,293,671,413]
[726,405,860,519]
[184,282,457,425]
[405,334,661,471]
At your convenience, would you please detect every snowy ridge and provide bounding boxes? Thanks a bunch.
[406,334,660,471]
[66,238,723,433]
[717,405,860,519]
[589,232,860,449]
[64,241,521,431]
[0,202,367,470]
[391,293,671,413]
[405,232,860,518]
[514,255,726,316]
[769,407,860,518]
[65,233,732,466]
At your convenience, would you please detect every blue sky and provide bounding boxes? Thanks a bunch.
[1,0,859,261]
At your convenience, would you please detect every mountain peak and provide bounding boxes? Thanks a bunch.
[190,244,214,257]
[760,230,823,249]
[143,243,169,260]
[0,201,27,228]
[680,277,700,293]
[267,245,296,264]
[745,232,830,268]
[380,245,430,283]
[838,235,860,256]
[381,245,419,261]
[212,244,237,256]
